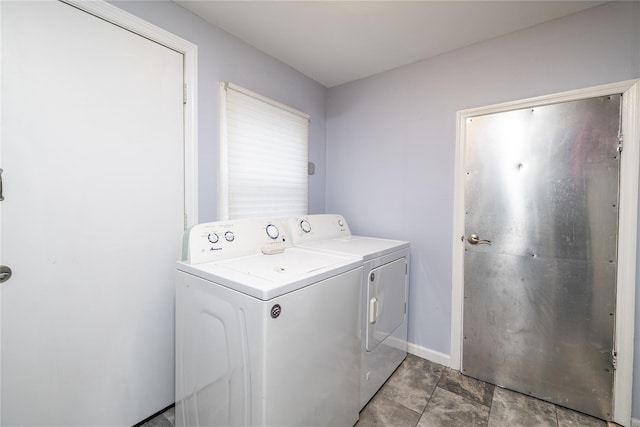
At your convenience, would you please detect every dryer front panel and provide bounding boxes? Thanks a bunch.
[366,258,407,352]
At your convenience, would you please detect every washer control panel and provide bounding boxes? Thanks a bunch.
[182,218,290,264]
[265,223,280,239]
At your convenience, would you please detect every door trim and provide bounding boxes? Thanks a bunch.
[451,79,639,426]
[61,0,199,228]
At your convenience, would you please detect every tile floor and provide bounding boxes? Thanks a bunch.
[143,354,612,427]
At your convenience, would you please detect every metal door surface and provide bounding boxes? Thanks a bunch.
[463,95,620,420]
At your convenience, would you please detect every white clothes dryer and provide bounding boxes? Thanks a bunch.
[286,214,410,409]
[175,218,363,427]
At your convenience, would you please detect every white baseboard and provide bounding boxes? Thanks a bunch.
[407,342,452,368]
[630,416,640,427]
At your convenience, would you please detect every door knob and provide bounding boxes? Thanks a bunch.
[0,265,12,283]
[468,234,491,245]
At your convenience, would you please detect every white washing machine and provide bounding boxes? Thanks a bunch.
[175,218,363,427]
[286,214,410,409]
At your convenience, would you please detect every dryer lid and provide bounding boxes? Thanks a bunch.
[298,236,409,261]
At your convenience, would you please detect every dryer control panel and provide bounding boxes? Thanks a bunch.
[286,214,351,244]
[181,218,291,264]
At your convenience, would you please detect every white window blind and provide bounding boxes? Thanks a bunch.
[219,82,310,220]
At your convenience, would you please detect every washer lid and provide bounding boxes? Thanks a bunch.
[297,236,409,261]
[177,247,361,300]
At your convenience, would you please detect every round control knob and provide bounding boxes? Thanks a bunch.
[207,233,219,244]
[224,231,235,242]
[265,224,279,240]
[338,218,344,227]
[300,219,311,233]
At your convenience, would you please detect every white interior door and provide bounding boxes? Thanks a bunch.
[1,1,184,425]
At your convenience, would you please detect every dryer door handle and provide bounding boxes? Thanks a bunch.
[369,297,378,324]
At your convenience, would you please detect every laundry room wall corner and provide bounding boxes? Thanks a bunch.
[109,0,328,222]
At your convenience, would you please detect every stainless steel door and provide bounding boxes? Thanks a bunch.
[463,95,621,420]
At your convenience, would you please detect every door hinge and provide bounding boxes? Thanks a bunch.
[404,302,407,314]
[183,83,187,105]
[611,349,617,371]
[617,131,623,153]
[617,94,623,153]
[0,168,4,201]
[184,213,188,230]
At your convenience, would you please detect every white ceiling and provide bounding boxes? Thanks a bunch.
[174,1,608,88]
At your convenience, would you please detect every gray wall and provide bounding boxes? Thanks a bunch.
[112,0,640,419]
[111,1,328,222]
[325,1,640,419]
